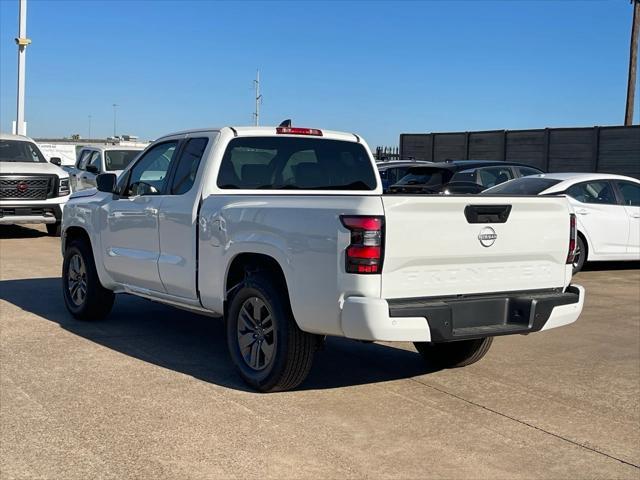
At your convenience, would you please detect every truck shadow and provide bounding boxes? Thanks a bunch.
[0,225,48,238]
[0,277,434,393]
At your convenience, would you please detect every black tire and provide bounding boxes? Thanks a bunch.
[226,272,318,392]
[414,337,493,368]
[46,222,61,236]
[572,235,586,274]
[62,239,114,321]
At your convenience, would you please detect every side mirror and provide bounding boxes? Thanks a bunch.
[86,164,99,174]
[50,157,62,166]
[96,173,117,193]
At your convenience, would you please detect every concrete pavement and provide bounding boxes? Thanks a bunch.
[1,224,639,479]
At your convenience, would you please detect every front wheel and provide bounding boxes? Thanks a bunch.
[226,272,318,392]
[62,240,114,320]
[46,222,61,236]
[414,337,493,368]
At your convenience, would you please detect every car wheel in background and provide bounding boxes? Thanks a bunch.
[46,222,61,236]
[572,235,586,274]
[226,272,318,392]
[62,239,114,320]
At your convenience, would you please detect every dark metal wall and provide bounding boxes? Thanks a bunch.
[400,126,640,179]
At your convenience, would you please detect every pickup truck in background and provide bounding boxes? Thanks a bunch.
[1,133,71,236]
[61,125,585,392]
[64,145,143,192]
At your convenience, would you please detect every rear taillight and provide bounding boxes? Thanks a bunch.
[340,215,384,274]
[276,127,323,136]
[567,213,577,264]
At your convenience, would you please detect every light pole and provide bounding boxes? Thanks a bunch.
[112,103,119,137]
[625,0,639,125]
[253,69,262,126]
[14,0,30,135]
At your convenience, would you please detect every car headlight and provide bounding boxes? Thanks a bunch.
[59,178,70,196]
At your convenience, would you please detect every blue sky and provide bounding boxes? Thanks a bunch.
[0,0,637,146]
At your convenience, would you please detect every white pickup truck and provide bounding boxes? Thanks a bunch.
[1,133,71,235]
[61,126,585,392]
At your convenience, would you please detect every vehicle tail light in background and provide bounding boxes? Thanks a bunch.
[566,213,577,264]
[340,216,384,274]
[276,127,323,136]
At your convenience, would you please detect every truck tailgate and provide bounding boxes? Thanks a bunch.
[381,196,570,299]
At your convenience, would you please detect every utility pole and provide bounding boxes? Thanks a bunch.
[112,103,119,137]
[88,115,92,139]
[253,69,262,126]
[625,0,639,125]
[14,0,30,135]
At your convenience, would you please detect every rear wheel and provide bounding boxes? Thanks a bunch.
[46,222,61,236]
[226,272,318,392]
[572,235,586,274]
[62,239,114,320]
[414,337,493,368]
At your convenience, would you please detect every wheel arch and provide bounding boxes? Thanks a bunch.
[63,225,92,253]
[224,253,291,316]
[225,252,290,298]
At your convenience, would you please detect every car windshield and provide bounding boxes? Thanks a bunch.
[0,140,46,163]
[395,167,450,186]
[105,150,140,171]
[482,177,562,195]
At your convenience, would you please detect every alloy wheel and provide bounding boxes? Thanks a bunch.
[236,297,276,371]
[67,253,87,306]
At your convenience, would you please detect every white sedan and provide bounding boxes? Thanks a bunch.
[483,173,640,272]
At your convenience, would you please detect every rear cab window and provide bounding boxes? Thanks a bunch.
[104,150,141,171]
[217,137,377,190]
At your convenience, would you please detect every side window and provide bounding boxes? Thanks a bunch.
[88,152,102,172]
[518,166,543,177]
[566,181,617,205]
[77,150,92,169]
[450,168,477,184]
[170,138,208,195]
[477,167,514,188]
[126,141,178,196]
[389,167,410,184]
[616,181,640,207]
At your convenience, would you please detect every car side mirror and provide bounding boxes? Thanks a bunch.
[96,173,117,193]
[86,164,99,174]
[50,157,62,166]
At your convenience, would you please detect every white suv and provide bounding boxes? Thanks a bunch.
[0,133,71,236]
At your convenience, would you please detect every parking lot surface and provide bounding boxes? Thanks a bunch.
[1,224,639,479]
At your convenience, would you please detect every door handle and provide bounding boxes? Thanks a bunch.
[631,213,640,219]
[575,209,589,215]
[144,207,158,215]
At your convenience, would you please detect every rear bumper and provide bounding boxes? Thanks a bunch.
[0,204,62,225]
[341,285,585,342]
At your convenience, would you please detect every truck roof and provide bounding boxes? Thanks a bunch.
[0,132,37,142]
[155,126,361,143]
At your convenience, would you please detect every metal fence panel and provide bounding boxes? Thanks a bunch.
[399,126,640,179]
